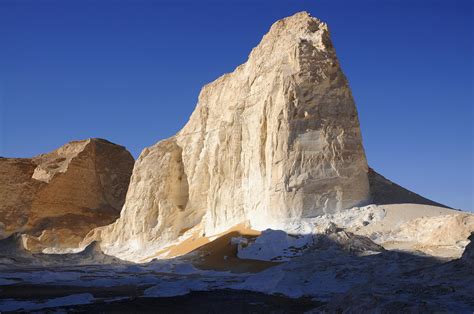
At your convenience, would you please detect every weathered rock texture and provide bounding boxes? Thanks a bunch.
[96,12,371,261]
[0,138,134,251]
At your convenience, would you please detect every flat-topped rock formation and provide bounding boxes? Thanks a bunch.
[0,138,134,252]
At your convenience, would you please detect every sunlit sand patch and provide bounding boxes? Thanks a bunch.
[140,223,279,273]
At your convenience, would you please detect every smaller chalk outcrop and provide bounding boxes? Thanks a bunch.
[0,138,134,252]
[0,233,124,268]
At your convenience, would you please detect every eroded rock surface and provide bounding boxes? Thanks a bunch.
[0,138,134,251]
[95,12,371,261]
[0,233,124,268]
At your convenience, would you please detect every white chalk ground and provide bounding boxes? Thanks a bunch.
[236,229,313,261]
[237,204,472,262]
[251,204,387,235]
[0,204,472,311]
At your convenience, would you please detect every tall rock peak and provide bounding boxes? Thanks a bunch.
[95,12,371,262]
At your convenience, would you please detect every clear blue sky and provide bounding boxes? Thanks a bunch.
[0,0,472,211]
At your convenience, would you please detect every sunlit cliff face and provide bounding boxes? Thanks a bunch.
[89,12,371,262]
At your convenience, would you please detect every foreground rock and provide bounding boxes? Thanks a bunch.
[347,204,473,258]
[94,11,372,262]
[0,234,124,268]
[1,221,471,312]
[317,233,474,312]
[0,138,134,251]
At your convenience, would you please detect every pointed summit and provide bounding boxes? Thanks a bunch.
[95,13,370,262]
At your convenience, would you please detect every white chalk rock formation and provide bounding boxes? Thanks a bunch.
[95,12,371,261]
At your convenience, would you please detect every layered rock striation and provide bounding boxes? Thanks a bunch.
[0,138,134,251]
[95,12,372,261]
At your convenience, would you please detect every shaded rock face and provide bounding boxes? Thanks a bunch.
[0,233,124,267]
[368,168,449,208]
[0,138,134,251]
[461,233,474,265]
[97,12,371,261]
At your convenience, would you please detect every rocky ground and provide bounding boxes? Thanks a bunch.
[0,204,472,313]
[0,289,320,313]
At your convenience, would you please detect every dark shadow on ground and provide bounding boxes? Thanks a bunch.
[10,289,321,314]
[188,230,280,273]
[0,231,472,313]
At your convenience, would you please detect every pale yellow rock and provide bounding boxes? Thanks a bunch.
[345,204,473,258]
[96,12,371,262]
[383,213,474,258]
